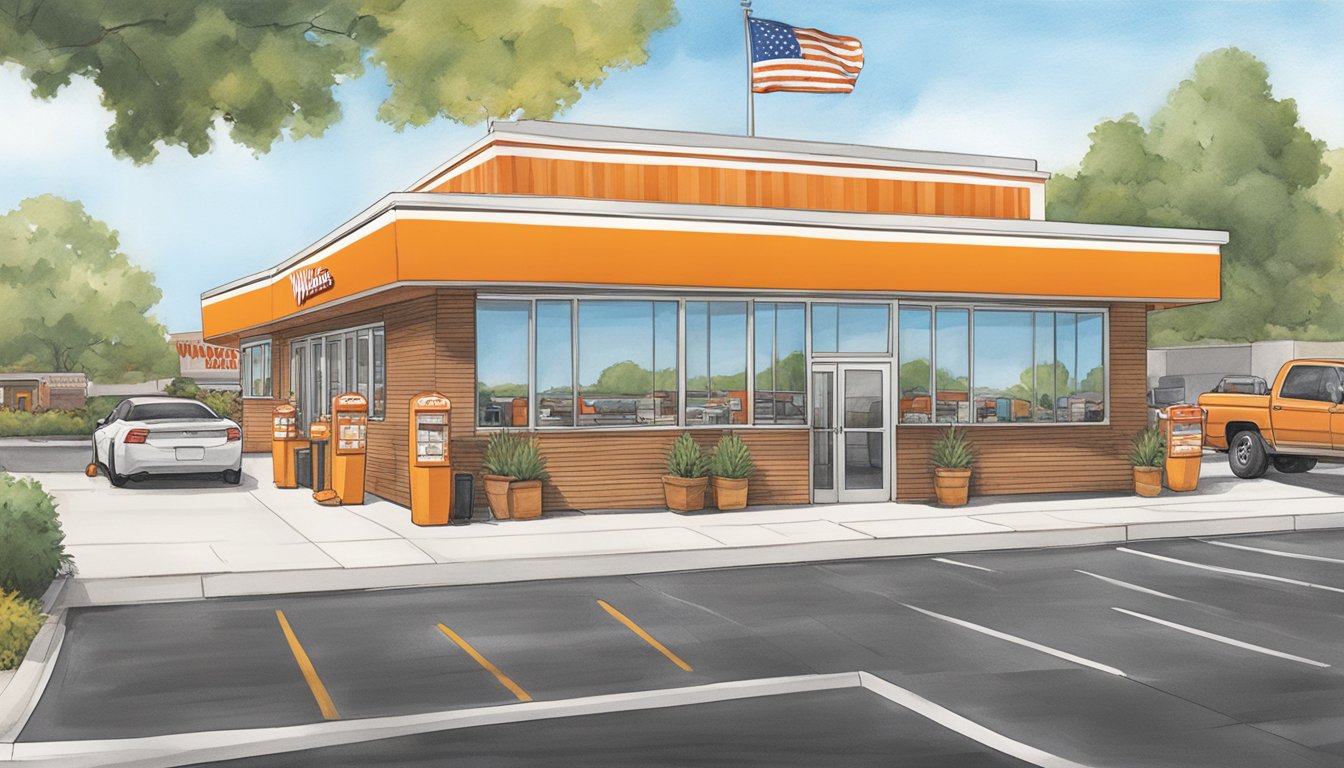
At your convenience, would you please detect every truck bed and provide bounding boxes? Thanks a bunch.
[1197,392,1271,450]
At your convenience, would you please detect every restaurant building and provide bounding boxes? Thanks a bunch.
[201,120,1225,510]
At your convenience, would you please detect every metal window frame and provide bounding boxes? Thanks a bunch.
[290,321,386,422]
[239,340,273,399]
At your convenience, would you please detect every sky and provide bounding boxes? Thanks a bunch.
[1,0,1341,334]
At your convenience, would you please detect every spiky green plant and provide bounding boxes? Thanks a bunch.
[1129,428,1166,468]
[930,425,974,469]
[665,432,710,478]
[482,430,518,477]
[482,431,548,481]
[710,432,755,480]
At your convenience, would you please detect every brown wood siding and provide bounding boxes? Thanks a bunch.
[895,303,1147,500]
[436,156,1032,219]
[241,398,283,452]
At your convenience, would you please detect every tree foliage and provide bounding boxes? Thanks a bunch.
[0,0,678,163]
[0,196,177,382]
[1047,48,1344,345]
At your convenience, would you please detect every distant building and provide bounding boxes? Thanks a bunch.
[1148,340,1344,401]
[171,331,240,390]
[0,372,88,411]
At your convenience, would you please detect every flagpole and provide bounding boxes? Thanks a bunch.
[741,0,754,137]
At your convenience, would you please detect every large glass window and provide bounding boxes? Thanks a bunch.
[577,301,677,427]
[535,300,574,427]
[934,308,970,422]
[372,328,385,419]
[476,300,531,427]
[292,325,385,423]
[812,303,890,354]
[686,301,748,425]
[973,311,1034,423]
[241,341,272,398]
[754,302,806,424]
[898,307,932,423]
[1076,313,1105,422]
[1033,312,1056,422]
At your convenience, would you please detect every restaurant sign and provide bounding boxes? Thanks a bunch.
[289,266,335,306]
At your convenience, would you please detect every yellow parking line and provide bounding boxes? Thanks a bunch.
[274,609,340,720]
[436,623,533,702]
[597,599,694,672]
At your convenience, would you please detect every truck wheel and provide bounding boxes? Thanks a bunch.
[1272,456,1317,473]
[1229,432,1269,479]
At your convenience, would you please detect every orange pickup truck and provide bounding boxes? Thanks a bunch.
[1199,359,1344,478]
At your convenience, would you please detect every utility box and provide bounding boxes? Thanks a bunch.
[331,392,369,505]
[1162,404,1205,492]
[409,393,453,526]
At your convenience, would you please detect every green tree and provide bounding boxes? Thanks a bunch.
[1048,48,1344,345]
[0,0,678,163]
[0,196,177,382]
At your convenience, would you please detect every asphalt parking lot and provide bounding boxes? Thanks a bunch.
[22,529,1344,766]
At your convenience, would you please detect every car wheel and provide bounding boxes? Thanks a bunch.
[222,468,242,485]
[1272,456,1317,474]
[108,450,129,488]
[1229,431,1269,479]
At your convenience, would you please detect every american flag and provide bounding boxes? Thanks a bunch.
[748,16,864,93]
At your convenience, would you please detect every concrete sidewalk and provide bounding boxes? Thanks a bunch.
[24,454,1344,607]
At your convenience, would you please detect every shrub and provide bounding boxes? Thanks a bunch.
[931,425,974,470]
[0,474,73,600]
[197,389,242,422]
[0,409,92,437]
[483,431,519,477]
[0,590,45,671]
[482,431,549,482]
[710,433,754,479]
[1129,428,1166,468]
[163,377,201,398]
[85,395,124,425]
[665,433,710,478]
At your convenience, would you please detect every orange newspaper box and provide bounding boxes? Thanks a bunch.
[331,392,368,505]
[271,404,305,489]
[1162,404,1205,492]
[409,393,453,526]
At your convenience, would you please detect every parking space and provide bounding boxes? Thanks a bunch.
[20,530,1344,766]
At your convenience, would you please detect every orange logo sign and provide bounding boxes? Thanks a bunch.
[289,266,334,306]
[415,395,450,408]
[336,393,367,407]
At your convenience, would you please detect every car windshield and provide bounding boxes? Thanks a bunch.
[128,402,217,421]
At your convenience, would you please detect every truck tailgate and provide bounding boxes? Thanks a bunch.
[1197,392,1271,447]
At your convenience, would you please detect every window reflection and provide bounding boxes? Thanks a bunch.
[476,300,530,427]
[935,308,970,423]
[578,301,677,427]
[898,307,932,423]
[753,302,806,424]
[1032,313,1055,422]
[686,301,748,425]
[536,300,573,427]
[812,303,890,354]
[973,311,1033,423]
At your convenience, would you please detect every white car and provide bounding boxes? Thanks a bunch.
[92,397,243,487]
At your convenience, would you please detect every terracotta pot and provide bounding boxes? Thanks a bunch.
[1133,466,1162,497]
[933,468,971,507]
[711,476,749,511]
[662,475,709,513]
[508,480,544,520]
[483,474,514,519]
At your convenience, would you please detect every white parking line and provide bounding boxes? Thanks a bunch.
[1201,539,1344,566]
[1116,547,1344,595]
[901,603,1126,677]
[1074,570,1187,602]
[1112,607,1331,668]
[932,557,998,573]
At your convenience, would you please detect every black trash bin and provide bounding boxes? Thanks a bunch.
[452,473,474,525]
[294,447,313,489]
[309,439,329,492]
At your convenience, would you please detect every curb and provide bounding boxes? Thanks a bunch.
[53,513,1344,608]
[0,609,67,746]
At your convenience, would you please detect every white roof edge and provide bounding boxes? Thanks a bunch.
[202,193,1228,300]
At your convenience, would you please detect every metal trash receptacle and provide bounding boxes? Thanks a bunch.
[452,473,474,525]
[294,447,313,489]
[309,439,329,492]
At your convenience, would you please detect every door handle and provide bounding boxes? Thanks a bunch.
[1272,405,1282,410]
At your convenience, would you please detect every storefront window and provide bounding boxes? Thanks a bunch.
[897,307,932,423]
[812,303,890,354]
[973,311,1034,423]
[1033,312,1056,422]
[355,329,371,399]
[1076,313,1105,422]
[241,341,271,398]
[934,307,970,422]
[372,328,385,419]
[753,302,806,424]
[476,300,531,427]
[577,300,677,427]
[686,301,748,426]
[536,300,574,427]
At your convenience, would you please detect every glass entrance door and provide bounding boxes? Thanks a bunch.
[811,363,890,503]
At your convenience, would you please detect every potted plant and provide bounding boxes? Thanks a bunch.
[481,431,518,519]
[931,425,974,506]
[663,432,710,513]
[505,435,549,520]
[709,432,754,511]
[1129,427,1165,497]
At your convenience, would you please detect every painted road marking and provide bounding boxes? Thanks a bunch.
[598,599,694,672]
[1112,607,1331,668]
[436,624,533,702]
[1117,547,1344,595]
[933,557,998,573]
[901,603,1126,677]
[274,609,340,721]
[1201,539,1344,565]
[1074,569,1188,602]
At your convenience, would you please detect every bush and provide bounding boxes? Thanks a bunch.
[198,389,241,422]
[0,590,45,671]
[710,433,754,479]
[163,377,201,398]
[84,395,124,424]
[665,433,710,478]
[0,409,92,437]
[482,431,549,482]
[1129,428,1166,468]
[931,425,974,469]
[0,474,73,600]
